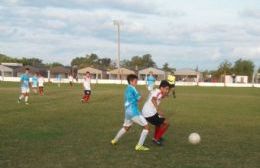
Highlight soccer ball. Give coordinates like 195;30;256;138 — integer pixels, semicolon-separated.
188;133;201;144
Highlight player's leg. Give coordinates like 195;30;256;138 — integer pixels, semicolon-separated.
111;119;132;145
146;114;168;145
84;90;91;102
155;120;169;142
132;116;150;151
24;90;29;105
172;85;176;98
18;88;26;103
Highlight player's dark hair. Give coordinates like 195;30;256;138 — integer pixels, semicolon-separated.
127;74;138;84
159;80;170;88
86;71;90;74
25;68;30;71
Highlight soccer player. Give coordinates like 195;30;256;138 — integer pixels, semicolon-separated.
142;80;170;146
68;73;73;87
146;71;156;92
81;71;91;103
38;74;45;96
111;74;150;151
31;73;38;94
18;68;30;105
167;72;176;98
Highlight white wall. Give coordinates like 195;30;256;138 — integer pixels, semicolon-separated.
1;76;260;88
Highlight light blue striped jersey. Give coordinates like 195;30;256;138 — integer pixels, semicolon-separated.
146;75;156;86
31;76;38;87
20;74;30;88
124;85;141;119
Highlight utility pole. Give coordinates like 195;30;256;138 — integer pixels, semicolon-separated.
113;20;122;80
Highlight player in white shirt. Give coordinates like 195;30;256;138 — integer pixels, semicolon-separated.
68;74;73;87
142;80;170;146
81;71;91;103
38;74;45;96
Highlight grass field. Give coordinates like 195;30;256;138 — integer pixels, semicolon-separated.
0;82;259;168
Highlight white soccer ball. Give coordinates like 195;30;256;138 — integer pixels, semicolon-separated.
188;133;201;144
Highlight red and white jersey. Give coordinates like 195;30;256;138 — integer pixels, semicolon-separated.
142;89;163;118
83;76;91;90
38;77;45;87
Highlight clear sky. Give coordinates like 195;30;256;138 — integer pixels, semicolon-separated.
0;0;260;70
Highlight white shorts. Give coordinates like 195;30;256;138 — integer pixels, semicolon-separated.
147;85;154;91
123;115;148;127
21;87;30;94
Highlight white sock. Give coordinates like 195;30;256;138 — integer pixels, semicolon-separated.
114;128;127;142
25;96;28;102
19;95;24;100
137;129;149;146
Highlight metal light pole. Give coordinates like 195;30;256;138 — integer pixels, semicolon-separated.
113;20;121;80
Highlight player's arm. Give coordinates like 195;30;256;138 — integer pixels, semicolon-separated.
151;97;164;116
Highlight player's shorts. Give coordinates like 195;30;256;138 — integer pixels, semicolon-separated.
169;84;175;88
84;90;91;95
145;113;165;126
21;87;30;94
123;115;148;127
32;85;37;88
147;85;154;91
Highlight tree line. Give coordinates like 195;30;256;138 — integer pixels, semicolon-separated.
1;53;259;81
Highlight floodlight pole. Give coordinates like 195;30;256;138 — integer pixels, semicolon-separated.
113;20;121;80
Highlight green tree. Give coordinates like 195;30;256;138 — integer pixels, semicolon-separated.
162;63;175;72
217;60;233;76
258;67;260;73
71;53;112;69
121;54;156;70
45;62;64;68
233;59;255;81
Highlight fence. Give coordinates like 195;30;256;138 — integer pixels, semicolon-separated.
0;76;260;88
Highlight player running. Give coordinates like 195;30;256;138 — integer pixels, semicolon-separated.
30;73;38;94
146;71;156;92
111;74;150;151
18;68;30;105
142;80;170;146
81;71;91;103
167;72;176;98
38;74;45;96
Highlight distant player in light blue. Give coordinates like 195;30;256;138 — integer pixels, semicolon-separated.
146;71;156;92
30;73;38;94
18;68;30;105
57;74;61;87
111;74;150;151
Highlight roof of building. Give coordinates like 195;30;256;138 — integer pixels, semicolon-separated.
108;68;135;75
174;69;200;76
50;66;71;73
139;67;165;75
0;65;13;72
78;67;103;74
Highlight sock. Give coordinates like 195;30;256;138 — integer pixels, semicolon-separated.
137;129;149;146
19;95;24;100
154;126;160;139
25;96;28;102
85;95;90;102
114;128;127;142
155;124;169;140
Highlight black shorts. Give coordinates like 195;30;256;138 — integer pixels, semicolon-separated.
170;84;175;88
84;90;91;95
145;113;165;126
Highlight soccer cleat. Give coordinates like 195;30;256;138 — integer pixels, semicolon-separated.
111;139;117;145
135;145;150;151
152;138;163;146
25;102;29;105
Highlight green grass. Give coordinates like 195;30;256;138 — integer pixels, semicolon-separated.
0;82;259;168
